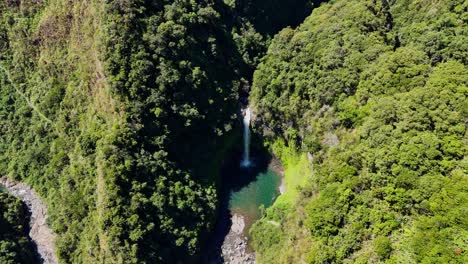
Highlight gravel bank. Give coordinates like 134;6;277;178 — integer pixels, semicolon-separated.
221;213;255;264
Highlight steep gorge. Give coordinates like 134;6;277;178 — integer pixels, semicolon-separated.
1;0;466;263
0;0;316;263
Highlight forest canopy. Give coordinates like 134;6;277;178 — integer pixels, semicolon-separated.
0;0;313;263
0;192;37;264
250;0;467;263
0;0;466;263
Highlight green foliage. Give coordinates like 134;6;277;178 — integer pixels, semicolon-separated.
0;0;315;263
306;183;353;237
2;0;465;262
374;236;392;260
0;192;37;264
250;0;468;263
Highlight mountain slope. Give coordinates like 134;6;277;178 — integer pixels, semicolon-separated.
250;0;467;263
0;0;314;262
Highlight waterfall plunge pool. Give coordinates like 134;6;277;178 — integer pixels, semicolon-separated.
229;168;281;231
202;108;284;263
231;107;282;235
201;150;284;263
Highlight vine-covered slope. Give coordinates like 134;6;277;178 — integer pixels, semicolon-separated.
250;0;467;263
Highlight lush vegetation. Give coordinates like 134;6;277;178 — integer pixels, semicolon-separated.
0;192;37;264
250;0;467;263
1;0;466;263
0;0;312;263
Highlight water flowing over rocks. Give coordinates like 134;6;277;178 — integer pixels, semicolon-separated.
0;177;58;264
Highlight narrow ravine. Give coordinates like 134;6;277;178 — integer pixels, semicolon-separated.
0;177;58;264
203;108;285;263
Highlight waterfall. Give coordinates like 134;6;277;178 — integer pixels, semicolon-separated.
241;108;251;168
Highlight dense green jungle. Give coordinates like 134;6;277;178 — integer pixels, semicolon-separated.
0;191;38;263
0;0;466;263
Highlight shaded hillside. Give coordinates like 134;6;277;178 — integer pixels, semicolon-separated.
0;192;38;264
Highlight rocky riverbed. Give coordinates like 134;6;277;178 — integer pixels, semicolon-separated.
221;213;255;264
0;177;58;264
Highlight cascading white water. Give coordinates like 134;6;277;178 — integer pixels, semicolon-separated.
241;108;251;168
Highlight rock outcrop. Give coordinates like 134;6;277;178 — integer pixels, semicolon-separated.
0;177;57;264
